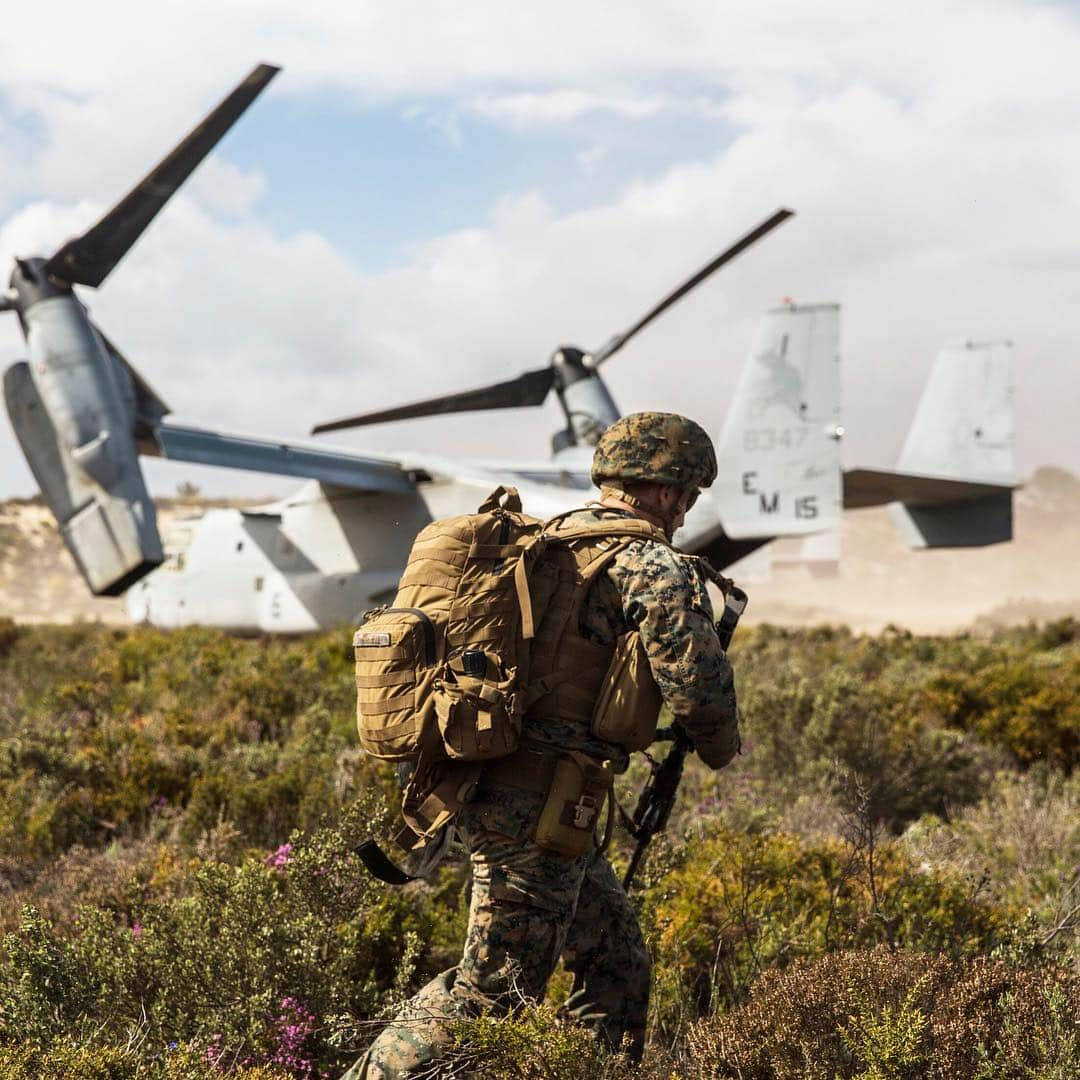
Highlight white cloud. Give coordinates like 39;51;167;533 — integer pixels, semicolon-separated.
467;90;724;129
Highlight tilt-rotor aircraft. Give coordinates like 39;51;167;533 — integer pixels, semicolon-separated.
2;65;1017;633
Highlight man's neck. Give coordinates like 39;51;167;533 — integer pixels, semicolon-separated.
598;495;670;536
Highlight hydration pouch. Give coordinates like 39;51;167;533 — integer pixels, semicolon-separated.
535;753;613;858
590;632;662;753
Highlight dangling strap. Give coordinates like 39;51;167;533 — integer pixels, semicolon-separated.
597;771;616;854
514;535;547;639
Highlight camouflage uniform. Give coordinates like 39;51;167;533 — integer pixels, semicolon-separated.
345;500;739;1079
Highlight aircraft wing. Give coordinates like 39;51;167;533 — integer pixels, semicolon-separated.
842;468;1013;509
151;423;416;495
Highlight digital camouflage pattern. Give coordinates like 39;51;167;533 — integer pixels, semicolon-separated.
345;793;650;1078
524;507;740;772
343;503;739;1078
590;411;718;491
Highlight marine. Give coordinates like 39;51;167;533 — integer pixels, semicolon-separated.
344;412;741;1078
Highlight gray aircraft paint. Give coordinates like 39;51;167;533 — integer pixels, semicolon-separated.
125;305;1020;632
127;475;589;633
888;340;1015;548
6;291;162;593
897;340;1014;485
1;64;1019;630
1;65;279;596
712;302;843;540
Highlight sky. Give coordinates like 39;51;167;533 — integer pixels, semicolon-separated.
0;0;1078;499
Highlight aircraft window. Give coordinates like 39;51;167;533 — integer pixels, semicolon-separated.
236;541;244;553
176;553;185;571
255;576;264;592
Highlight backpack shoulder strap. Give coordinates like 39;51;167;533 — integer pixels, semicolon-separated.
545;515;672;548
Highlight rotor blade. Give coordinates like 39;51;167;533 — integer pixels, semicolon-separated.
311;367;556;435
44;63;280;288
589;207;795;368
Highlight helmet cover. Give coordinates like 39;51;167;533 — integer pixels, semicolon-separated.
591;411;717;490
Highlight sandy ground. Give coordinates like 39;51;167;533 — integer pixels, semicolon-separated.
1;468;1077;634
733;467;1080;632
0;499;247;627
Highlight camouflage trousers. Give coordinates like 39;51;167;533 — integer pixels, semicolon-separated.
342;786;651;1078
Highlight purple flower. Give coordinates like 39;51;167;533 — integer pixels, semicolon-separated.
266;842;293;872
131;919;142;940
270;996;318;1076
206;1033;225;1068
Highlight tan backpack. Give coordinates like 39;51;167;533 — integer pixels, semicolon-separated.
354;486;543;770
353;489;669;878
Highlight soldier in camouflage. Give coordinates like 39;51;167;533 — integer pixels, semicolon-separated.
345;412;740;1078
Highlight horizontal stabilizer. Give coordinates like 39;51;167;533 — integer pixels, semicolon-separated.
842;468;1012;509
890;491;1013;548
151;423;416;495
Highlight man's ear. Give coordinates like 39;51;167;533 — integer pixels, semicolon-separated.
656;484;680;512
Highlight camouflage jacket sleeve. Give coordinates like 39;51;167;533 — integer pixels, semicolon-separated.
605;540;741;769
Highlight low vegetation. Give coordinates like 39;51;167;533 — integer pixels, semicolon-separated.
0;617;1076;1077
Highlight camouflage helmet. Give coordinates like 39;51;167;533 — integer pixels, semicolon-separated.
591;411;717;490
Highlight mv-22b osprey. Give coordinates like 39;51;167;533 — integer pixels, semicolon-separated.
2;65;1017;633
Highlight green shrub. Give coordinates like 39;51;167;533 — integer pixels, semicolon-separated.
0;795;466;1075
639;827;1021;1038
449;1003;631;1079
0;621;1076;1074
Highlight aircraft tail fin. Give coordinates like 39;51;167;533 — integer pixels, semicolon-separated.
711;302;843;540
893;339;1014;547
897;339;1014;484
843;340;1015;549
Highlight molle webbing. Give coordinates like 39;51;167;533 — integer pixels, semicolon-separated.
524;515;670;727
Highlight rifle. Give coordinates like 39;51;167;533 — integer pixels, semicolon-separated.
621;583;748;891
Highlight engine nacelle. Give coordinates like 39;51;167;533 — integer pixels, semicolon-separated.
4;283;163;596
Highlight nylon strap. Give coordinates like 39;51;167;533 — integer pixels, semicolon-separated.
355;839;415;886
514;535;545;640
477;485;523;514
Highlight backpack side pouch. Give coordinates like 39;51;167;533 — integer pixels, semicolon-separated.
355;607;439;760
590;631;662;753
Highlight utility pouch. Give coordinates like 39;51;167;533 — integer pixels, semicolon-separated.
354;607;439;761
590;632;662;753
433;656;522;761
535;753;613;858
